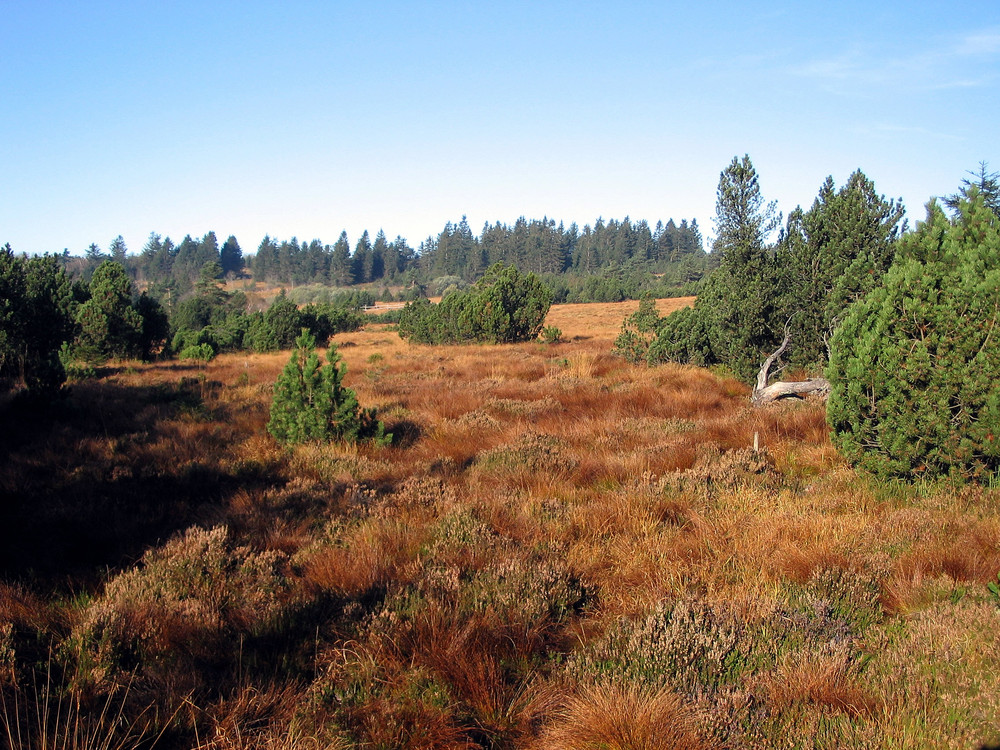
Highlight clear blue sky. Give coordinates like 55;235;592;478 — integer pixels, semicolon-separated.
2;1;998;256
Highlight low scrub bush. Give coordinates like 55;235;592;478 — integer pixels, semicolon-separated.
398;263;552;344
69;525;288;689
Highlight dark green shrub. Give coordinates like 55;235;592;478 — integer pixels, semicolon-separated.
0;249;76;394
645;305;712;368
179;342;215;365
398;263;552;344
267;330;389;446
613;295;660;363
540;325;562;343
74;261;144;363
827;191;1000;481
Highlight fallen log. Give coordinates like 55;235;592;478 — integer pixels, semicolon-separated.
752;377;830;404
751;331;830;405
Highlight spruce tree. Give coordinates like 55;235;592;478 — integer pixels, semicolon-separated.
642;155;781;382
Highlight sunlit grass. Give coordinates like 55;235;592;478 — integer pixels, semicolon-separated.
2;299;999;748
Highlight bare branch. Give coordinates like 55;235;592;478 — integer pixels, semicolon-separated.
752;324;830;405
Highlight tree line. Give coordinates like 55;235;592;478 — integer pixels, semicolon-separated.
0;252;366;398
58;214;708;300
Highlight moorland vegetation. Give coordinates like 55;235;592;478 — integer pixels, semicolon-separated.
1;158;999;748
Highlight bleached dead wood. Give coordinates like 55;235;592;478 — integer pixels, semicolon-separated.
751;332;830;405
752;377;830;404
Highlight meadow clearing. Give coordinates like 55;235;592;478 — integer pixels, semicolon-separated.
2;298;999;749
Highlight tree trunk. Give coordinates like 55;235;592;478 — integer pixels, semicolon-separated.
751;332;830;405
752;377;831;404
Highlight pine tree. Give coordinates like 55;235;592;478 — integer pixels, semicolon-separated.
267;330;388;446
778;170;905;368
0;246;75;393
75;260;144;362
827;189;1000;481
696;155;782;381
641;155;782;382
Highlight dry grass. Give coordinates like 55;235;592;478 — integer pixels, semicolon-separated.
533;681;705;750
2;299;1000;749
762;647;881;718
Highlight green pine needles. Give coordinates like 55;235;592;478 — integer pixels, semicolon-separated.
827;189;1000;481
267;330;390;447
398;263;553;344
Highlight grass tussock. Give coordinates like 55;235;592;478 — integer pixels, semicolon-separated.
534;680;705;750
2;300;999;748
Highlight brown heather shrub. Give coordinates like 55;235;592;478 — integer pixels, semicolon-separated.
453;410;503;432
382;475;460;514
533;680;705;750
483;396;562;418
302;651;474;750
566;598;748;697
475;432;578;485
70;526;289;689
288;441;395;486
875;598;1000;747
657;446;780;497
427;508;510;570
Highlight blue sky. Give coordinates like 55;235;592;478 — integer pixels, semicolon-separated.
2;1;998;256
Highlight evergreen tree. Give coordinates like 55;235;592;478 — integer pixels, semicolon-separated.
220;235;244;277
0;244;28;388
698;155;783;381
136;292;169;361
398;263;552;344
252;235;279;282
85;243;105;263
778;170;905;368
75;261;144;362
267;330;388;446
353;231;373;284
612;294;661;363
109;235;128;265
0;247;75;393
827;190;1000;481
944;161;1000;217
330;231;353;286
642;155;782;381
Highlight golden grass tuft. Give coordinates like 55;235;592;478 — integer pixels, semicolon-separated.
533;681;705;750
301;518;425;597
762;648;881;719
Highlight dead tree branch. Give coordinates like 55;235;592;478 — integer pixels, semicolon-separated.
752;331;830;405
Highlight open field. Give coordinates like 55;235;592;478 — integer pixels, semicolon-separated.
2;299;999;749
